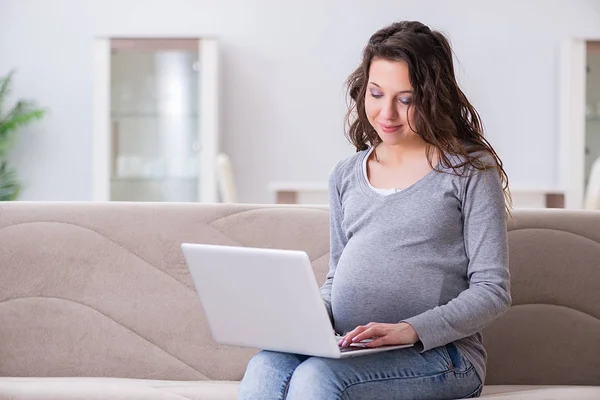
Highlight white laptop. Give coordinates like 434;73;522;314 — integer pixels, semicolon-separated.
181;243;413;358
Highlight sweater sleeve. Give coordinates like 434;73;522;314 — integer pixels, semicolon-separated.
402;165;512;351
320;163;348;323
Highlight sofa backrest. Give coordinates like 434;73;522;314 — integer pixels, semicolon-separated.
483;209;600;385
0;203;598;385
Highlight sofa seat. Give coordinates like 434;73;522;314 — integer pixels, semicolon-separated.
0;378;239;400
1;378;599;400
479;385;600;399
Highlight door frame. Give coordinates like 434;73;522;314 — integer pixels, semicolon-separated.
92;35;219;202
558;38;600;209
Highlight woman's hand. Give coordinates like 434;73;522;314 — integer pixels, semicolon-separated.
339;322;419;348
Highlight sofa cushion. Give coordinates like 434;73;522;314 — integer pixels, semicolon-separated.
1;379;599;400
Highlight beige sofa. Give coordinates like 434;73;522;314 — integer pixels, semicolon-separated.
0;202;599;399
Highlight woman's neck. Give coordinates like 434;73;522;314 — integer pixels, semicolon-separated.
374;136;429;166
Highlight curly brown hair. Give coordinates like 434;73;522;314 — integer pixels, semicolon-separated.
345;21;512;213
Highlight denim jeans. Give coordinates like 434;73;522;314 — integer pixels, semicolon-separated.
238;343;482;400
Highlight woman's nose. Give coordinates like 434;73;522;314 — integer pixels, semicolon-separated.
380;100;398;120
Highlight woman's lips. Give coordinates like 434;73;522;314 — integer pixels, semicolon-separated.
379;123;402;133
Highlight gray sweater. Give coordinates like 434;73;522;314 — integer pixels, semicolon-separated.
320;148;511;382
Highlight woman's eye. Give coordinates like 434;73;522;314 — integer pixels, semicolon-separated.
369;90;383;99
399;97;412;105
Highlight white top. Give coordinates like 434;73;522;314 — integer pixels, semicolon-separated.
363;146;401;196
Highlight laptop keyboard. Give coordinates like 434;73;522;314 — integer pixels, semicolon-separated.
339;346;369;353
338;343;371;352
336;336;372;353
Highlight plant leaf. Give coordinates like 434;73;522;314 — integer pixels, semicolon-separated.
0;71;45;199
0;70;15;116
0;160;21;201
0;100;46;135
0;100;45;157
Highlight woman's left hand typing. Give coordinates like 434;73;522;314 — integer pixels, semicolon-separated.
339;322;419;348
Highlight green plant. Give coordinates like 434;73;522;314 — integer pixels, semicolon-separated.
0;70;45;201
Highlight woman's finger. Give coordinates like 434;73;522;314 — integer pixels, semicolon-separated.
365;336;390;348
351;326;383;343
340;325;369;346
347;325;369;338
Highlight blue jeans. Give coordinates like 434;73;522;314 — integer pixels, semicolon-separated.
238;343;482;400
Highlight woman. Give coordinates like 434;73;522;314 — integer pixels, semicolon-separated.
238;20;511;400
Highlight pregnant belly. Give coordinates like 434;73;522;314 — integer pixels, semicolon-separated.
330;261;432;334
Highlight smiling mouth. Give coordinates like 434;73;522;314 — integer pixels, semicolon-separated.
379;123;402;133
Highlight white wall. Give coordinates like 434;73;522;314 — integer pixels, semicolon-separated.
2;0;600;203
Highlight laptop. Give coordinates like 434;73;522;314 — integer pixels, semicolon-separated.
181;243;413;358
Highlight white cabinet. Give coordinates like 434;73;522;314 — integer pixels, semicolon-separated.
93;38;219;202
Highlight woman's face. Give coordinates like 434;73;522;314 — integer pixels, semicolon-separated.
365;58;417;145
